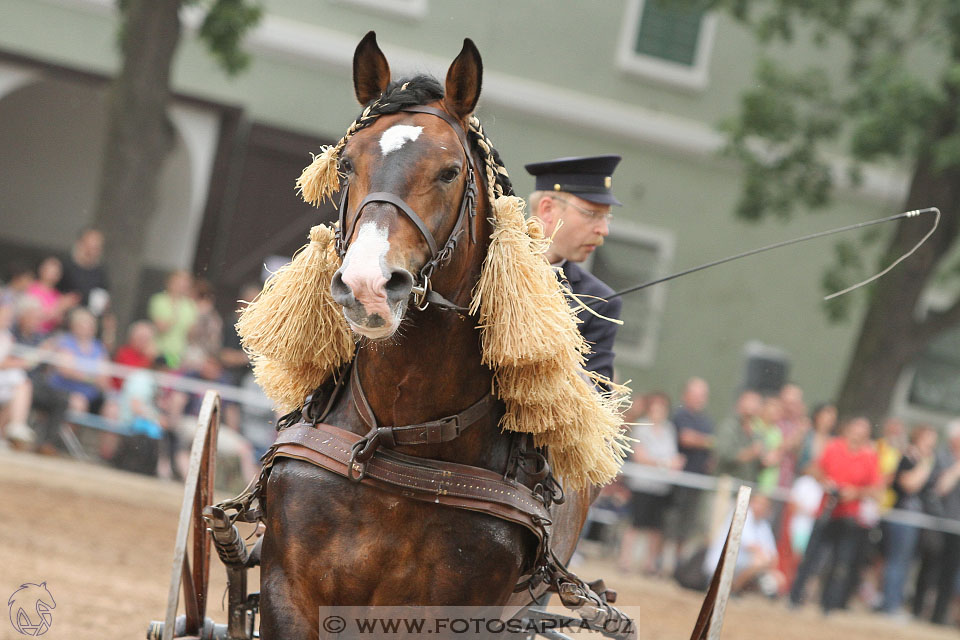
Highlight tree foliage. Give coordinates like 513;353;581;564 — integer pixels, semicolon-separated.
194;0;262;74
711;0;960;318
688;0;960;419
117;0;262;74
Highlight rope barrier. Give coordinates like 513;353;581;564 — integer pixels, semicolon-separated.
615;462;960;536
14;344;959;535
9;343;274;410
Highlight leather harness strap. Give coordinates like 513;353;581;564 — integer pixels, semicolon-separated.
267;423;551;546
350;361;495;446
348;362;498;475
348;191;438;257
222;419;631;633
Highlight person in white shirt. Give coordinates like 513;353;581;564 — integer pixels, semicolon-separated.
704;493;784;597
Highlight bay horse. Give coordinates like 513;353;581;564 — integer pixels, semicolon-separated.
258;33;603;639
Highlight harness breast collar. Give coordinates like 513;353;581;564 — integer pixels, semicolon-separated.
335;105;478;313
346;360;498;481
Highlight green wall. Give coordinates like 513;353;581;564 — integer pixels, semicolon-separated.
0;0;901;419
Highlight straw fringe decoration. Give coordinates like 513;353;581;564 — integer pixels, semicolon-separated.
470;196;587;368
251;356;334;412
236;224;354;408
493;362;573;406
469;180;631;489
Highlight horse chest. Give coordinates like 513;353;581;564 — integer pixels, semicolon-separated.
263;458;531;606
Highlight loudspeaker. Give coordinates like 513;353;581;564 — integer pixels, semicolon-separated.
743;341;790;396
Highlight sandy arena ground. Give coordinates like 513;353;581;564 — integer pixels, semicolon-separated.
0;448;956;640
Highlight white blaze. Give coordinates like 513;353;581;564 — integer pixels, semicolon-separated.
379;125;423;156
341;221;390;277
340;221;397;338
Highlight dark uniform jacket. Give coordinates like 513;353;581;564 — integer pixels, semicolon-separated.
560;261;622;381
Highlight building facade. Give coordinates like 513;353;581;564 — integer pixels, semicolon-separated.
2;0;938;421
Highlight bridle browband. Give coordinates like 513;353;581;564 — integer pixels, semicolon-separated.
335;104;478;313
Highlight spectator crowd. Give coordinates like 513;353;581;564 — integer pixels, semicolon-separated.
0;228;264;489
604;377;960;627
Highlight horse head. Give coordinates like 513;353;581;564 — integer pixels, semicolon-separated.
330;32;486;340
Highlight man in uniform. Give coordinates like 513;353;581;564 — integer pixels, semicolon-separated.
525;155;623;380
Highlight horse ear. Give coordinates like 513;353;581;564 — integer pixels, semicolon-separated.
443;38;483;120
353;31;391;105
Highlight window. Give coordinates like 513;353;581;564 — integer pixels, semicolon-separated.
906;328;960;415
634;0;704;65
616;0;718;91
887;289;960;421
332;0;428;20
588;222;674;367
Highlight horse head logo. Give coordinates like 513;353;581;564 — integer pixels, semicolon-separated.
7;582;55;636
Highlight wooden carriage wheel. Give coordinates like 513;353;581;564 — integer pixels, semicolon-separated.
158;391;221;640
689;485;752;640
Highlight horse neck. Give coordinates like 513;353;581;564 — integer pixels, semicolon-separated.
355;303;488;425
353;300;507;468
353;191;506;468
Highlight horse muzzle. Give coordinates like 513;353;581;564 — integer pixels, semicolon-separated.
331;265;414;339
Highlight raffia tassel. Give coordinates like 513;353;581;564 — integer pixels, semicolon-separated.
531;397;625;453
498;357;629;417
549;436;631;490
494;359;586;406
500;398;586;435
505;371;630;488
526;215;546;239
236;224;354;372
505;373;626;444
296;146;341;207
251;356;332;412
470;195;586;367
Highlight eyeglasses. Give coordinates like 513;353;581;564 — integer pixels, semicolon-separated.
549;196;613;223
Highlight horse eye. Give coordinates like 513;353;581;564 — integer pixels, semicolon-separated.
339;158;354;174
438;167;460;183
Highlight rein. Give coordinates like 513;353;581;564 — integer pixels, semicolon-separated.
335;104;478;313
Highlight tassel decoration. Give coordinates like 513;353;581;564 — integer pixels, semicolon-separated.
236;224;354;401
470;195;587;368
296;147;342;207
251;356;333;412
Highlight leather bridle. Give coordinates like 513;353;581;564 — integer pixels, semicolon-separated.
335;105;478;313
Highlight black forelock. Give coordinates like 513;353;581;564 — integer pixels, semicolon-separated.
365;75;444;114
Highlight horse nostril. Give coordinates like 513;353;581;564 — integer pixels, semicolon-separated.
330;269;353;303
384;269;414;301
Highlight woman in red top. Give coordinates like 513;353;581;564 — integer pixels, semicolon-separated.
788;416;884;612
111;321;157;390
